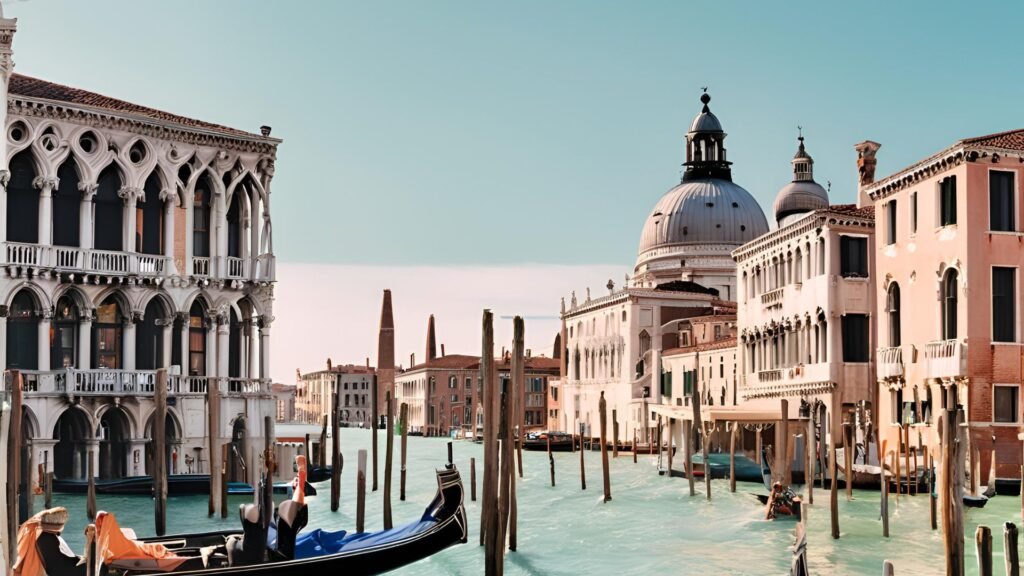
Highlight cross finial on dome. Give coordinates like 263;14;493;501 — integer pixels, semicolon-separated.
797;125;803;141
699;88;711;112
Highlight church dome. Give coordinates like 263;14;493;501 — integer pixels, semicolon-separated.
635;92;769;273
773;133;829;226
636;179;769;263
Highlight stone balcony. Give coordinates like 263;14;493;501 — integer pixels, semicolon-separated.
877;346;905;380
743;362;837;400
15;369;270;398
3;241;275;282
923;339;967;380
760;287;785;308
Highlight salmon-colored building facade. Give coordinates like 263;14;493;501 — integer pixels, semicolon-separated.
868;130;1024;481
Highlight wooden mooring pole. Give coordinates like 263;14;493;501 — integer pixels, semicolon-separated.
548;435;555;487
830;438;839;539
976;525;993;576
612;409;619;459
153;368;168;536
481;310;499;572
929;448;938;531
331;392;342;512
599;391;611;503
844;422;853;501
633;433;638;464
207;368;220;517
86;452;97;521
702;424;711;500
579;422;587;491
509;316;524;552
356;449;367;533
6;370;22;559
319;415;328;470
220;443;228;519
729;423;737;493
806;416;814;504
881;442;889;538
470;457;477;501
383;391;394;530
780;399;790;486
372;374;379;493
400;402;408;501
1005;522;1020;576
666;418;674;477
883;560;895;576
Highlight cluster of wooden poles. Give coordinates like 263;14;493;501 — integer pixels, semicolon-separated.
0;364;422;571
476;311;613;576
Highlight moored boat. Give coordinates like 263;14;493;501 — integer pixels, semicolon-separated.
51;475;317;497
522;431;576;452
23;459;467;576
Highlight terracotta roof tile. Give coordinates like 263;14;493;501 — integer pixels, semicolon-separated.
9;73;267;139
827;204;875;218
961;129;1024;151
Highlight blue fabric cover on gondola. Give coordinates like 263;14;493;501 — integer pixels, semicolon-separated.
294;520;436;559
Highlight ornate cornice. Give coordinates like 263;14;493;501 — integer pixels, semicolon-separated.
8;95;281;155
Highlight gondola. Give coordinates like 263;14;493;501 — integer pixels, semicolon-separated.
755;448;801;521
522;431;575;452
51;475;317;497
23;459;467;576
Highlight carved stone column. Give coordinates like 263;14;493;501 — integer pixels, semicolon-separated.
34;176;58;247
78;182;97;252
37;306;51;371
119;186;142;256
160;188;178;275
123;311;140;371
78;310;93;369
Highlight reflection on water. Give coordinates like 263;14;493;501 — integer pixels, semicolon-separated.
45;429;1020;575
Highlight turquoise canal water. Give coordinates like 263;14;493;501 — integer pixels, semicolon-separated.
45;428;1020;575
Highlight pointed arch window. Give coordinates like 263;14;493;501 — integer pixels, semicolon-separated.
93;296;123;369
6;290;38;369
52;295;79;369
942;269;959;340
193;175;212;258
189;301;207;376
6;151;38;243
227;189;242;258
136;172;164;255
886;283;901;347
54;160;81;247
94;167;123;252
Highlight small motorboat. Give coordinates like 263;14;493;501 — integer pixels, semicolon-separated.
23;457;467;576
522;431;576;452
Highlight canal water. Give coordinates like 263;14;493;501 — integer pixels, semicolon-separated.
46;428;1020;575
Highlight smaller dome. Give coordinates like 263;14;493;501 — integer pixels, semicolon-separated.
773;181;829;224
689;92;723;133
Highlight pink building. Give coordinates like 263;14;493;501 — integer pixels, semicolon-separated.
867;130;1024;481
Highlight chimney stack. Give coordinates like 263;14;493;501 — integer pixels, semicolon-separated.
441;343;446;357
260;125;272;136
327;357;332;371
366;357;370;369
854;140;882;207
410;353;415;367
426;314;437;361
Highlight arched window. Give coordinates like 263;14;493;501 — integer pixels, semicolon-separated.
93;295;124;369
817;238;826;275
136;172;164;255
887;283;901;347
188;301;207;376
193;174;212;258
227;189;242;258
7;151;38;243
639;330;651;356
136;298;166;370
6;290;38;369
794;249;803;284
228;307;241;379
54;160;81;247
573;348;581;380
52;294;79;369
94;166;123;251
942;269;959;340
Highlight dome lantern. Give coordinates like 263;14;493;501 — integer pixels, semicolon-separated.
772;130;829;226
683;90;732;182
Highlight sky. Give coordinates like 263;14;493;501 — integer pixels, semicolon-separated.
5;1;1024;382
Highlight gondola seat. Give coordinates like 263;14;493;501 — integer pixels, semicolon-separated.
226;504;264;566
269;500;308;561
294;519;438;559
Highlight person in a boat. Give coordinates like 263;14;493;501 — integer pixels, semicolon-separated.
766;482;795;520
13;507;85;576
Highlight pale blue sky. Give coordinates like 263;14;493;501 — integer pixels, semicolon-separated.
7;1;1024;266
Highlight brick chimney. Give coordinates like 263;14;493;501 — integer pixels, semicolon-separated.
441;343;446;357
410;353;415;367
426;314;437;361
854;140;882;208
326;357;332;371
